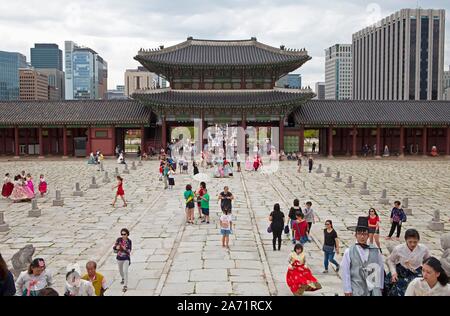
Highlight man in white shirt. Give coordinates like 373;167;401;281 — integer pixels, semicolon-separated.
340;217;384;296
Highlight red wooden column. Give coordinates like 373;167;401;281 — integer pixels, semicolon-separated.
140;125;145;154
399;126;405;157
279;116;285;152
111;126;116;155
24;129;29;155
375;126;381;158
0;129;4;155
38;127;44;158
161;116;167;152
86;127;92;156
200;110;206;151
14;127;19;158
62;126;68;158
352;125;357;158
299;125;304;155
328;125;334;158
241;113;247;155
422;126;427;157
446;126;450;157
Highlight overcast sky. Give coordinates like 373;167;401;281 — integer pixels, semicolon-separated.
1;0;448;90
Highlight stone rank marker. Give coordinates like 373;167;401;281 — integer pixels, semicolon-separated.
334;171;342;182
0;211;10;232
316;164;324;174
324;167;332;177
131;161;137;170
89;176;99;189
428;210;445;231
52;190;64;206
345;176;354;188
73;182;84;197
378;189;389;205
114;167;119;177
123;164;130;174
360;182;370;195
28;199;41;217
103;171;111;183
403;198;412;215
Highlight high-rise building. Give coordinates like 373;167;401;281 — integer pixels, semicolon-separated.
275;73;302;88
35;68;65;100
314;82;325;99
0;51;27;101
325;44;352;100
19;68;49;101
352;8;445;100
31;43;65;100
106;85;128;100
30;44;63;71
65;41;108;100
443;66;450;100
124;67;158;97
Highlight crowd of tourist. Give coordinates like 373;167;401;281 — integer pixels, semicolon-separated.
2;170;47;203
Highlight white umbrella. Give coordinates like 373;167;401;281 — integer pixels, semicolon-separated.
193;173;210;183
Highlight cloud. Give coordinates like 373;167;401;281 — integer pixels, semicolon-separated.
0;0;448;89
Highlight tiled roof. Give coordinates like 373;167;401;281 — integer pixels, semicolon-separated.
134;90;312;107
293;100;450;126
0;100;150;126
135;38;310;67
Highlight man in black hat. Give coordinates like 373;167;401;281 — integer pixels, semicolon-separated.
340;216;384;296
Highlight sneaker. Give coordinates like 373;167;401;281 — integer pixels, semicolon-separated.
335;266;340;273
122;286;127;292
206;221;210;224
120;279;124;285
323;270;329;273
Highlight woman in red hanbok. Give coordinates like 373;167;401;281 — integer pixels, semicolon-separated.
286;244;322;295
253;155;260;171
2;173;14;198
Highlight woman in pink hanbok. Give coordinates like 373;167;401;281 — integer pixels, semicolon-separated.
245;156;253;171
26;174;35;195
10;175;34;202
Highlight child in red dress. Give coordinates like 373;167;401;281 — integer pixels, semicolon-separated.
38;174;47;197
112;176;127;207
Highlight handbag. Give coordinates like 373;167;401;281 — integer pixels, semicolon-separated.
284;225;290;234
267;224;272;233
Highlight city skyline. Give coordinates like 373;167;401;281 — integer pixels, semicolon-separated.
0;0;449;89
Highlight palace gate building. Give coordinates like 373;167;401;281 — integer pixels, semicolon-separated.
1;37;450;158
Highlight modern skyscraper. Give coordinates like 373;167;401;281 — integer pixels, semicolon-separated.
65;41;108;100
106;85;128;100
124;67;158;97
325;44;352;100
275;73;302;88
352;8;445;100
30;44;63;71
31;43;65;100
19;68;49;101
35;68;65;100
0;51;27;101
314;82;325;100
443;66;450;100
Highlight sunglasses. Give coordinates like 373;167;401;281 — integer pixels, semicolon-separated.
121;233;127;236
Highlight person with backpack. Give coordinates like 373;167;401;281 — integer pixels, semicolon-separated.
288;199;302;244
220;208;233;249
293;213;309;245
387;201;407;241
269;203;285;251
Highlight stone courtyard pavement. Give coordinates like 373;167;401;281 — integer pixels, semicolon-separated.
1;157;449;296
